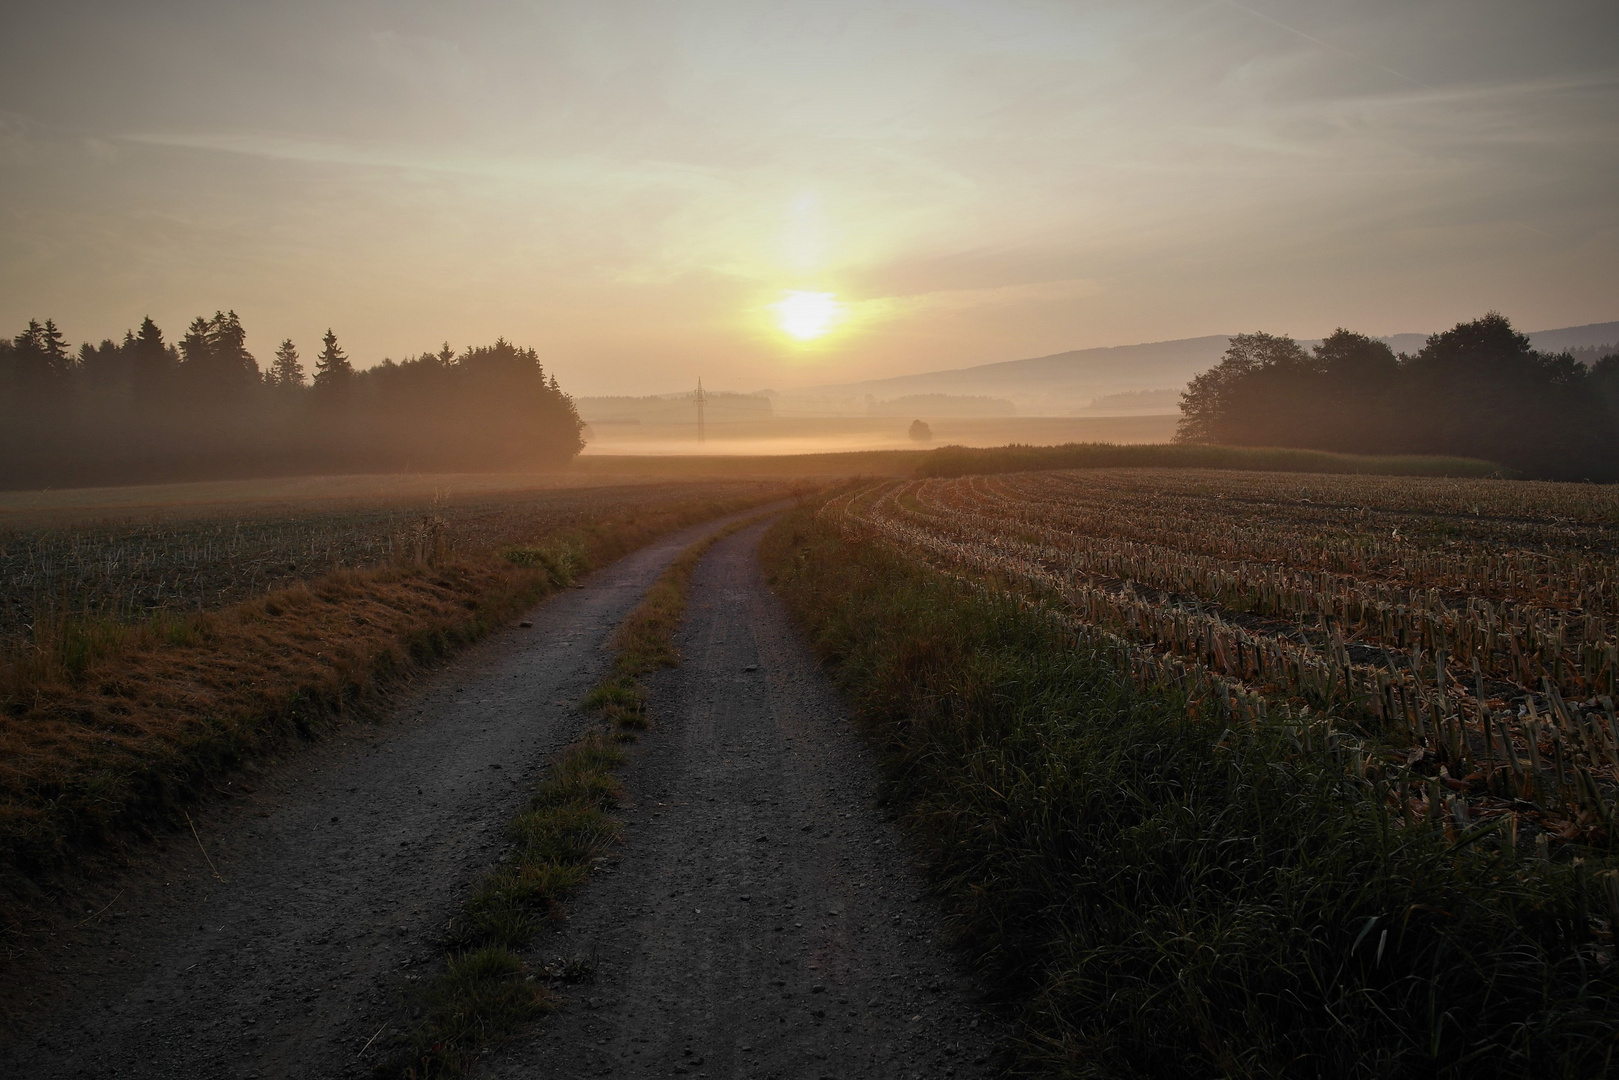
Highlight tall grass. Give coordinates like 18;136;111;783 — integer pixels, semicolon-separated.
763;505;1619;1078
916;442;1510;479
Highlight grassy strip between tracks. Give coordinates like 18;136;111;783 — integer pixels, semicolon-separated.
387;509;779;1079
761;499;1619;1080
0;491;789;937
916;441;1508;479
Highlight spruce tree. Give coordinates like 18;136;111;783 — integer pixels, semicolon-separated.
128;316;176;403
271;339;306;388
206;310;258;380
39;319;70;372
313;328;353;387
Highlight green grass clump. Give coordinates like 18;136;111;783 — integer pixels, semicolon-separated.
398;949;553;1079
386;513;780;1078
499;540;585;586
583;678;648;730
916;441;1510;479
763;505;1619;1079
390;734;625;1078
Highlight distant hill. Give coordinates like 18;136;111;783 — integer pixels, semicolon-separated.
1526;321;1619;355
788;320;1618;417
865;393;1015;418
791;335;1232;416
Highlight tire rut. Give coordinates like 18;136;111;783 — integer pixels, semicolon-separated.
480;519;1005;1080
1;507;775;1080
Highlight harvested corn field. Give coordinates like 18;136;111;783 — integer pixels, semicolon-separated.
0;480;786;642
828;469;1619;849
0;480;789;906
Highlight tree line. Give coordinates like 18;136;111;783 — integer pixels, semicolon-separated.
1176;312;1619;480
0;312;584;488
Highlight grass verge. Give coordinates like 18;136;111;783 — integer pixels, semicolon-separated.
762;501;1619;1079
0;491;787;939
385;508;780;1077
916;441;1509;479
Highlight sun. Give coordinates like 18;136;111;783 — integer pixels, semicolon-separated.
772;290;841;340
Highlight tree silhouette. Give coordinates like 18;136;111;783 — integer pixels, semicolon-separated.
39;319;70;370
129;316;177;403
0;312;587;487
313;328;353;388
179;311;259;397
270;339;306;388
1176;313;1619;480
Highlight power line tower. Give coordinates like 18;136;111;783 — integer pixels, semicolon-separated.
693;377;707;443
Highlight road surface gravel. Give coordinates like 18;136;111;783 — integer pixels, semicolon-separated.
3;510;1005;1079
479;519;1004;1080
1;509;771;1080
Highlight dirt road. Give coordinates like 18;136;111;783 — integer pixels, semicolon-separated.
0;509;770;1079
480;520;1003;1080
3;512;1001;1079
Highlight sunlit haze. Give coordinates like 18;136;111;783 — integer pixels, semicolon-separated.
1;1;1615;395
773;292;842;342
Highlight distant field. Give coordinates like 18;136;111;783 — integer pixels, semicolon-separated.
0;456;921;522
917;441;1508;478
578;413;1179;454
0;479;784;643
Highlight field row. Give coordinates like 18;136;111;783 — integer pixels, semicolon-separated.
825;469;1619;847
0;481;780;642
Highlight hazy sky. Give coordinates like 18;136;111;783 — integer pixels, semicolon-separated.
2;1;1615;394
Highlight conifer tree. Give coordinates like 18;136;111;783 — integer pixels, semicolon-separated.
39;319;70;371
270;339;306;388
206;310;257;380
128;316;176;402
180;316;212;366
313;328;353;387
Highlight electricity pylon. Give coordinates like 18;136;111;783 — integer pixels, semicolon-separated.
694;378;707;443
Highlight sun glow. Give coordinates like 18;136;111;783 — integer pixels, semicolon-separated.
772;290;841;340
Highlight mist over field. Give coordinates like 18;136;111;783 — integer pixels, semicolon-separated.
2;0;1616;416
9;7;1619;1078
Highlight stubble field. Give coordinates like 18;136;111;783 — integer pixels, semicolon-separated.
769;465;1619;1076
831;468;1619;848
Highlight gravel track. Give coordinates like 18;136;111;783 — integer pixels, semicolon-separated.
1;508;771;1079
3;510;1003;1079
480;520;1004;1080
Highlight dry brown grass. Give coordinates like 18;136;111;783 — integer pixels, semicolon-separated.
0;490;789;924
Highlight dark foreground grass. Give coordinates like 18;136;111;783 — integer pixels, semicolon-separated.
385;734;624;1078
916;441;1508;479
762;504;1619;1079
386;507;782;1078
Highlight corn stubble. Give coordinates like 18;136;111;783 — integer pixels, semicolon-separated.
841;469;1619;851
766;472;1619;1079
